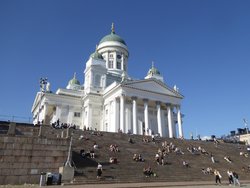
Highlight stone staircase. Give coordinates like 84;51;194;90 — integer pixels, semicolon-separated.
69;129;250;184
1;121;250;185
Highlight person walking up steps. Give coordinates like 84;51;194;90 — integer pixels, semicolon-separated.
233;171;241;186
96;163;103;179
227;169;234;186
214;169;222;185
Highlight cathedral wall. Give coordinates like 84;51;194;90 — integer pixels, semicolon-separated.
91;105;102;130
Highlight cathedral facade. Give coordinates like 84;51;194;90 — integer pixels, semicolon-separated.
31;24;184;138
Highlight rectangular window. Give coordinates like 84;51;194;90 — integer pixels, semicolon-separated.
108;61;113;68
74;112;81;117
117;62;121;69
109;54;113;58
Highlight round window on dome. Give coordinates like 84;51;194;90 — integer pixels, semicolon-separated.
117;54;121;59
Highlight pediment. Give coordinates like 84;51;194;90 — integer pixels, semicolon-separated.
122;79;183;98
31;92;41;112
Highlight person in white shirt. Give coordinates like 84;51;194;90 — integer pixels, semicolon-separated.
97;163;102;179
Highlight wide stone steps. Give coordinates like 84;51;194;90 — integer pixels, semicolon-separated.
66;129;250;184
4;122;249;185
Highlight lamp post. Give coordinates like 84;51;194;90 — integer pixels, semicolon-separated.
37;77;47;125
65;135;73;167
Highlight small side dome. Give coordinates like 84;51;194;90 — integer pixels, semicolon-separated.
90;51;104;60
99;23;127;46
145;62;164;83
147;63;160;76
67;73;81;90
68;73;80;85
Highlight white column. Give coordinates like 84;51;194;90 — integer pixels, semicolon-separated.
132;97;137;134
120;94;125;132
113;98;119;132
143;99;149;135
177;105;183;138
167;104;173;138
171;107;176;138
156;101;163;137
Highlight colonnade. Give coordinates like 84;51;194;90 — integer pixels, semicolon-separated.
112;95;183;138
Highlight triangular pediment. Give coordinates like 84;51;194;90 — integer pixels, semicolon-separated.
31;92;41;112
121;79;183;98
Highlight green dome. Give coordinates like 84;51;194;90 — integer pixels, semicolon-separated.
147;66;160;75
99;23;126;45
99;33;126;45
69;78;80;85
90;51;103;60
68;73;80;85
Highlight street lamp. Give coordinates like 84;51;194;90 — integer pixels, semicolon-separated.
37;77;47;125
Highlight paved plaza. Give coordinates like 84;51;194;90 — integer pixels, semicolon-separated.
0;181;250;188
54;181;249;188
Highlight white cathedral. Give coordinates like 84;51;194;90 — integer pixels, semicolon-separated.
31;24;184;138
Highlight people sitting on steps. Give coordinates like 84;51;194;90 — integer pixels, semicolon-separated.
109;144;119;152
224;155;232;163
240;151;248;158
109;157;118;164
142;136;149;143
133;153;145;162
93;142;99;149
143;166;155;177
174;147;184;155
182;160;189;168
128;137;133;144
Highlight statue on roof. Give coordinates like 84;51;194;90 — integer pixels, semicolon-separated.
46;82;51;92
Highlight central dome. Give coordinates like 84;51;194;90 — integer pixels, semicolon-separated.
99;23;126;45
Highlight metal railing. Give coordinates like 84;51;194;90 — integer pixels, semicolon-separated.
0;114;32;124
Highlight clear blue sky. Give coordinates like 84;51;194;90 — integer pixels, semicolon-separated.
0;0;250;138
